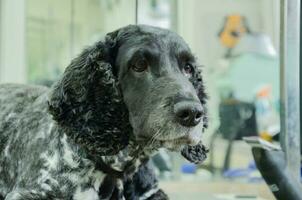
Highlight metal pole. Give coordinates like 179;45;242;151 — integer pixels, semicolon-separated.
135;0;138;25
69;0;75;58
279;0;301;179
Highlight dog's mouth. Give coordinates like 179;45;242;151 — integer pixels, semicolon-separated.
136;132;201;151
157;135;197;144
155;133;202;151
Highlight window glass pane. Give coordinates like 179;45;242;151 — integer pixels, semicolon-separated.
26;0;136;84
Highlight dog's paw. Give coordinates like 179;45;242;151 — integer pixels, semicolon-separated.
181;142;209;164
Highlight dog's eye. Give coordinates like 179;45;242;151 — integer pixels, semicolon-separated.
182;63;194;77
131;59;148;72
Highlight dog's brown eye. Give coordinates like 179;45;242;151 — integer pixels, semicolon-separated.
132;59;148;72
183;63;194;77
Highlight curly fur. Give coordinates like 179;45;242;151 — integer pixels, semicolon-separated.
0;25;208;200
48;40;132;158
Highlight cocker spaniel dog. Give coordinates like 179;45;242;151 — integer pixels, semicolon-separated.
0;25;208;200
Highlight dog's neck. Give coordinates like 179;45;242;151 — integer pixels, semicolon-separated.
99;138;155;174
64;130;152;175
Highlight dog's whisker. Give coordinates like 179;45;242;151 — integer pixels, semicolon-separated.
148;127;165;148
148;130;161;147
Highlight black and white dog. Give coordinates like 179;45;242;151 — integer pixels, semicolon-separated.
0;25;208;200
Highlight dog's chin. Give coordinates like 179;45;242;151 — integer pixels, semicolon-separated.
135;132;202;152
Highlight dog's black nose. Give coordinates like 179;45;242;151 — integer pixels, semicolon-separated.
174;101;203;127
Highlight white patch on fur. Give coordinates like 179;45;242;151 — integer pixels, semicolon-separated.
5;191;21;200
116;179;124;191
111;156;123;171
139;186;159;200
134;159;142;169
62;165;95;185
37;169;59;186
37;169;50;182
5;112;16;121
4;145;9;157
73;187;99;200
36;123;54;140
41;183;52;191
61;135;79;168
101;147;135;172
41;151;59;170
48;151;59;169
92;171;105;192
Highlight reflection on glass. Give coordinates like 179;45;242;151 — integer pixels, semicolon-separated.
26;0;136;84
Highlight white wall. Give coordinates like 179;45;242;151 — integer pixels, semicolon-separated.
0;0;26;83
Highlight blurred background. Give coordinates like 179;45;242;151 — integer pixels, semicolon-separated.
0;0;285;199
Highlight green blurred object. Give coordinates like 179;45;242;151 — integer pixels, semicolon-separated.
226;53;279;102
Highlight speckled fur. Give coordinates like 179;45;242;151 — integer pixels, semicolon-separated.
0;25;208;200
0;84;161;199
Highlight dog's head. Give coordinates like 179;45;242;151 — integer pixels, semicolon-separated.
114;25;208;151
48;25;208;162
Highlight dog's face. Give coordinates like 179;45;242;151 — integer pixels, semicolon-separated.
114;26;207;151
49;25;207;158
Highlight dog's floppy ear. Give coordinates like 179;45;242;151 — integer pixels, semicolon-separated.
48;28;132;157
181;66;209;164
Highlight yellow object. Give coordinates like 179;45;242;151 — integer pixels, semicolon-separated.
260;131;273;142
219;15;248;48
